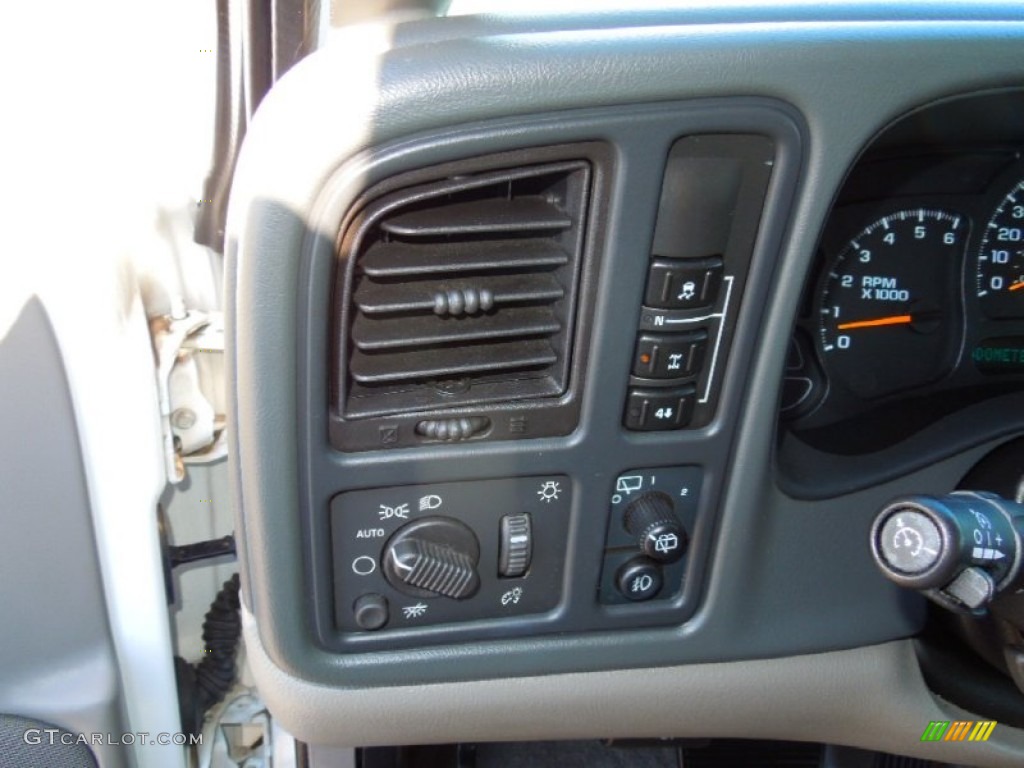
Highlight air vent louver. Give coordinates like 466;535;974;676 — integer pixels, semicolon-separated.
338;159;592;427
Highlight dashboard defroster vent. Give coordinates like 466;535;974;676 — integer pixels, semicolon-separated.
333;149;601;451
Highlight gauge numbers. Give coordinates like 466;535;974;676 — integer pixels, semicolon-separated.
977;179;1024;318
819;209;965;399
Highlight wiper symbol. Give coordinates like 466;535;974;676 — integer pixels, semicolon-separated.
616;475;644;495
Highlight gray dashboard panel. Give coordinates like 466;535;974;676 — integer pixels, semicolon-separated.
243;614;1024;767
226;2;1024;756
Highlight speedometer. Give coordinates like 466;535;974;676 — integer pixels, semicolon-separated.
977;179;1024;318
818;209;965;399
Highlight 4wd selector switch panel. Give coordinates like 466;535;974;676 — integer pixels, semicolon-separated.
331;476;570;637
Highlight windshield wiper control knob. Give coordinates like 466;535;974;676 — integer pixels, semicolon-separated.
870;492;1022;612
624;492;688;563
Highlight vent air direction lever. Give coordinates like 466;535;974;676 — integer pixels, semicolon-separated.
870;492;1022;612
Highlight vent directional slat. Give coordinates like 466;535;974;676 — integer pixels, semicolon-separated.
354;273;565;316
381;198;572;237
352;307;560;351
361;241;569;278
350;339;558;384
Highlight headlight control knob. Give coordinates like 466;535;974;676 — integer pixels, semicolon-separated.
382;516;481;600
623;492;688;563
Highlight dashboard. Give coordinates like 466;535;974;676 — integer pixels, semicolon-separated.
225;4;1024;766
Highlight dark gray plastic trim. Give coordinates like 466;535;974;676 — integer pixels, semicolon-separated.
299;100;800;658
226;0;1024;697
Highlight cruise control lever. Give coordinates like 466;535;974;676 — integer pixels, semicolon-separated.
870;492;1023;613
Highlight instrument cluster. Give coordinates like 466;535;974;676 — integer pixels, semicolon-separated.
784;149;1024;447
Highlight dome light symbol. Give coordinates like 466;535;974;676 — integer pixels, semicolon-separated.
537;481;561;503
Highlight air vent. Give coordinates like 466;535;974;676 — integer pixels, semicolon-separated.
335;155;593;440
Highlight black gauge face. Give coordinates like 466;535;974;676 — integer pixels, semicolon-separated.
818;209;965;399
977;179;1024;318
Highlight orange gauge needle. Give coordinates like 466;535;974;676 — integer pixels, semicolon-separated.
836;314;913;331
1010;281;1024;292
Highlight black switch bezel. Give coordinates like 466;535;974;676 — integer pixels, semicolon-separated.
331;477;570;647
626;134;776;430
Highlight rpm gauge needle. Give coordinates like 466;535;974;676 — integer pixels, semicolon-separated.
837;314;913;330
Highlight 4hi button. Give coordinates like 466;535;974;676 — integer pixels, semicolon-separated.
624;387;695;431
633;331;707;379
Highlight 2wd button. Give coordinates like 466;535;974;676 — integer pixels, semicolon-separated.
623;387;695;431
616;557;663;601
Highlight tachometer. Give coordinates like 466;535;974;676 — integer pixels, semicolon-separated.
977;179;1024;318
818;209;965;399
